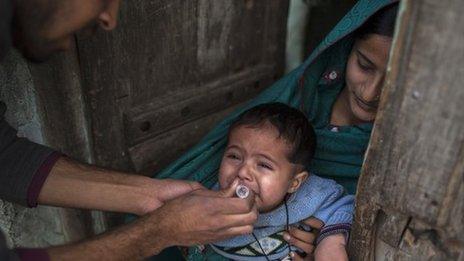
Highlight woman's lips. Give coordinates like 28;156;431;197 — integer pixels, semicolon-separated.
353;92;378;111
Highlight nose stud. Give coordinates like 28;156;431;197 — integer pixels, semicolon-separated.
236;185;250;199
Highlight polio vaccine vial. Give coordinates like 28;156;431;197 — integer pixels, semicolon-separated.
235;185;250;199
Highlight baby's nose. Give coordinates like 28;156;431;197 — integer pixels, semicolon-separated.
237;164;253;181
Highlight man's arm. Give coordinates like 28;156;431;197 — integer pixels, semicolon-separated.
46;183;257;260
0;106;57;206
1;101;199;214
38;157;200;215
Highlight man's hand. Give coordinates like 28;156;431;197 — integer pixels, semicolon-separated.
47;179;258;260
137;179;204;215
148;179;258;248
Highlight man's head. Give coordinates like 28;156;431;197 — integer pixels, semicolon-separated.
218;103;317;212
11;0;120;62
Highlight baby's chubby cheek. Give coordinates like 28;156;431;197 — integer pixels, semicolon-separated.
218;166;235;188
219;176;239;190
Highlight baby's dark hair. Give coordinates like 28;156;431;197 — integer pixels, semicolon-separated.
355;3;399;39
229;102;316;166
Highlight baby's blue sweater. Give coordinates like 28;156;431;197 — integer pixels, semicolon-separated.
212;174;353;253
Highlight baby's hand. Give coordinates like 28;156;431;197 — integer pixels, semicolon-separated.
314;233;348;261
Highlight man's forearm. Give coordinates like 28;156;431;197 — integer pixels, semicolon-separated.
38;157;156;215
47;211;170;260
43;180;258;260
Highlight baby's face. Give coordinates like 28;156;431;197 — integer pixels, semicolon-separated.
219;124;297;212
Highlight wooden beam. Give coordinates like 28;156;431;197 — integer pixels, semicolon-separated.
350;0;464;259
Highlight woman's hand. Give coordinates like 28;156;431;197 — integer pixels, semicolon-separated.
282;217;324;260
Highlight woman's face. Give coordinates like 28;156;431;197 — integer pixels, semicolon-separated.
345;34;392;123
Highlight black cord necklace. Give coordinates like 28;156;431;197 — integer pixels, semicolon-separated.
251;197;292;261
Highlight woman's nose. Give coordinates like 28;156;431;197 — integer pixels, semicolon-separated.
363;74;385;102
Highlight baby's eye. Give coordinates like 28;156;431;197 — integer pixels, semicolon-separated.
258;162;273;171
226;154;240;161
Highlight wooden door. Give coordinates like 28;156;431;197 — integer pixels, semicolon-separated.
349;0;464;259
76;0;289;175
5;0;289;242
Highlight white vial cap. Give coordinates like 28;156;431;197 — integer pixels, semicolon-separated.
235;185;250;199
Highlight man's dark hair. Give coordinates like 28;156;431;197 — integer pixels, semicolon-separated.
229;102;316;166
355;3;399;39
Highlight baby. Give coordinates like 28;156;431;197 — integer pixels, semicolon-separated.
189;102;353;261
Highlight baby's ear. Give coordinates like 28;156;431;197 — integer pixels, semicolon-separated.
287;170;308;193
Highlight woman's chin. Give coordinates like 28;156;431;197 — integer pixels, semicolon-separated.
351;104;376;123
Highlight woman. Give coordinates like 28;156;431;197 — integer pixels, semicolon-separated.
284;2;399;260
154;0;399;260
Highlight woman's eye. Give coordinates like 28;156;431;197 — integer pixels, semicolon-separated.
357;59;373;72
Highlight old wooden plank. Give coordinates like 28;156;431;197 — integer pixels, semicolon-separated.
262;1;288;76
375;210;410;248
124;65;274;145
128;103;244;175
397;219;461;260
380;0;464;223
77;0;200;171
351;0;464;259
226;0;267;73
77;0;289;174
349;1;417;258
437;140;464;244
196;0;233;77
444;177;464;245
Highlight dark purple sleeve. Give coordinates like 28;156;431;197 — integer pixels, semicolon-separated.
27;152;62;207
15;248;50;261
316;223;351;244
0;102;59;206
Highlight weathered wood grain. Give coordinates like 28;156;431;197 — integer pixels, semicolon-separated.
350;0;464;259
129;103;244;175
76;0;289;174
123;65;274;146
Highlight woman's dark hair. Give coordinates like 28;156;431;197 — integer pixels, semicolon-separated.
229;102;316;166
355;3;399;39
